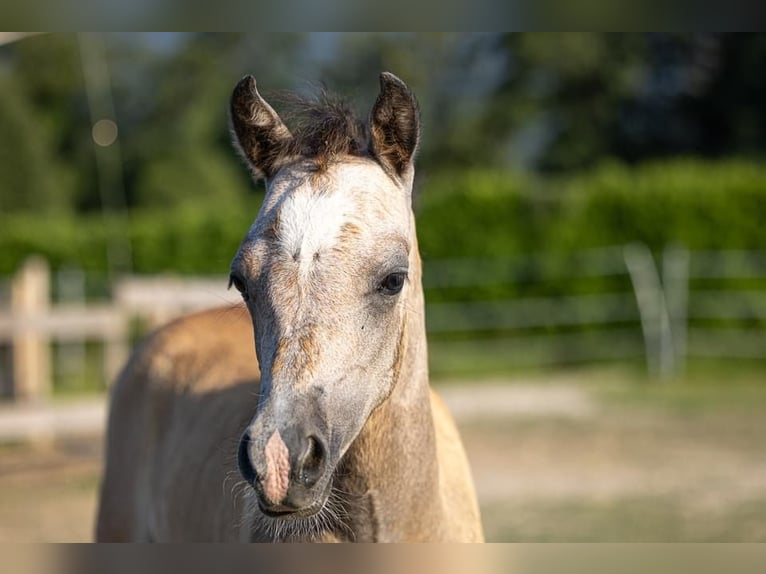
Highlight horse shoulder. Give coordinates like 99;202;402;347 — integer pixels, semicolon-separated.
429;388;485;542
96;306;260;541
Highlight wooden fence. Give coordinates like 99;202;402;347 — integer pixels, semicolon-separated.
0;257;238;403
2;246;765;403
424;245;766;377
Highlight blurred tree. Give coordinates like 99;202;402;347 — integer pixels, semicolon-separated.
313;33;505;173
0;34;88;212
474;33;766;172
111;33;307;208
2;32;766;219
0;33;310;215
0;76;63;212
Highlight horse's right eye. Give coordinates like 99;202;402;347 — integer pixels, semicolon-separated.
379;272;407;296
229;273;249;301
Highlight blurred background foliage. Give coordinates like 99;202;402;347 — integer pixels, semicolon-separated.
1;32;765;275
3;35;766;543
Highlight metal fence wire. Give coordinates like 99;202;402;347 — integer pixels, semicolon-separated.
424;244;766;378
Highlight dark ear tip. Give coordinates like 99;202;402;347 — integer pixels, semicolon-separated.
379;71;408;92
233;75;257;99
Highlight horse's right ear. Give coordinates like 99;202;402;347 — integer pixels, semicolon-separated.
230;76;292;179
369;72;420;180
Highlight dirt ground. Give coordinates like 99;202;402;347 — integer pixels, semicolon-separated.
0;436;101;542
1;376;766;542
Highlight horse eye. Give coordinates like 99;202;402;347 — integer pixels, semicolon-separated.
379;272;407;295
229;273;249;301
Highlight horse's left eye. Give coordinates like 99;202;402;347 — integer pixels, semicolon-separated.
379;272;407;295
229;273;249;301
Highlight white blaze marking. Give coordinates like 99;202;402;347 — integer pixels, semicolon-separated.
277;191;348;274
263;430;290;504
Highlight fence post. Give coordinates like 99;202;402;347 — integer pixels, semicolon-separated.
11;257;52;402
663;246;690;378
624;243;674;380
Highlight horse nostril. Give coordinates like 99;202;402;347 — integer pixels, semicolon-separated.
237;432;257;485
299;435;326;488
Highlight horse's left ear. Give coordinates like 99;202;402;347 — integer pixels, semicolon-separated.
369;72;420;180
230;75;293;179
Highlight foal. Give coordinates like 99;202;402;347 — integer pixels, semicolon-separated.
96;72;483;542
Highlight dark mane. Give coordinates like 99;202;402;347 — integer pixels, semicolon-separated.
275;89;370;171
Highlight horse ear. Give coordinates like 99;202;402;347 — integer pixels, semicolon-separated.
230;75;292;179
369;72;420;179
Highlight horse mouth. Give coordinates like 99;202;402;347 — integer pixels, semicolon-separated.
257;497;326;520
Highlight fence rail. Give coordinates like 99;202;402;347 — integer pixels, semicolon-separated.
0;258;239;402
424;243;766;378
1;245;765;403
426;293;639;332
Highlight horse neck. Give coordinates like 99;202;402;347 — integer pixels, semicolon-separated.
339;241;444;541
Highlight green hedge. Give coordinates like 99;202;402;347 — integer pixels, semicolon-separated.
416;159;766;258
2;159;766;278
0;198;263;276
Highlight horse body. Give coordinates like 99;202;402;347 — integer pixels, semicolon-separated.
96;73;483;542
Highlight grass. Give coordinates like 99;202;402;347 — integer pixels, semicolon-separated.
482;496;766;542
580;363;766;416
0;437;101;542
5;362;765;542
452;364;766;542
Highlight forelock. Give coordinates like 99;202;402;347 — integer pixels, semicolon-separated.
274;88;370;172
